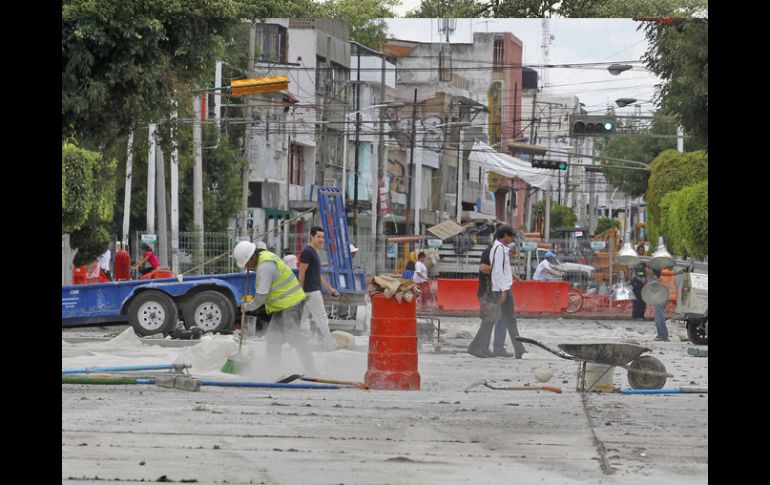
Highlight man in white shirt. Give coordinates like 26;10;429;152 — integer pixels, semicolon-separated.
412;251;430;305
489;225;526;359
533;251;564;281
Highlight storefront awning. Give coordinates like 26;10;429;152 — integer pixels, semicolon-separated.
469;141;555;191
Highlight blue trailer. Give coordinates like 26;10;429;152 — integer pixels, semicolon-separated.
62;269;367;336
62;187;368;336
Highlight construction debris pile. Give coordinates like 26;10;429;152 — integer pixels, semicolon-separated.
369;275;421;303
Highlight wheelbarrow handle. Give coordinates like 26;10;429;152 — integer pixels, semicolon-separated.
516;337;579;361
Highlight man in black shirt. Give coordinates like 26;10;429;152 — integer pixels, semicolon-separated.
467;243;512;357
298;226;340;350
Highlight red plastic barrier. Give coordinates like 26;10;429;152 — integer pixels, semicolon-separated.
436;279;568;314
436;279;480;312
364;294;420;390
512;281;568;314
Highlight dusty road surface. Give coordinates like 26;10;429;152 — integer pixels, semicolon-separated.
62;317;708;484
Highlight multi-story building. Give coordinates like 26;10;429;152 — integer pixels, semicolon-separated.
383;32;529;231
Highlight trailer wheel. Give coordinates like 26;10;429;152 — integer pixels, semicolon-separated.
183;291;235;333
128;291;179;336
627;355;667;389
687;318;708;345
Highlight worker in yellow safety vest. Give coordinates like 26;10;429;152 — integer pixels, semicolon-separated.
233;240;318;376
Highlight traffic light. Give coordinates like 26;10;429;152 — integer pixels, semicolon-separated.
570;115;616;136
531;159;567;170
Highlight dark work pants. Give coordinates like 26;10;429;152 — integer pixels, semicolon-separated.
499;289;526;358
468;294;497;353
468;290;526;358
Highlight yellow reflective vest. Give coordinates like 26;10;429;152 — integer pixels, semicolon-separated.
257;251;305;314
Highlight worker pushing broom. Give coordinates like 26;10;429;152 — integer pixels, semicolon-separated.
223;241;319;376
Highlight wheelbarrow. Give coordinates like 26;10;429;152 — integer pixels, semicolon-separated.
516;337;672;392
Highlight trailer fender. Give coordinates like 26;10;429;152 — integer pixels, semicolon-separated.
118;278;242;316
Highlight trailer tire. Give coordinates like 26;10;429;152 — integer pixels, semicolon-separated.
687;318;708;345
182;291;235;333
128;291;179;337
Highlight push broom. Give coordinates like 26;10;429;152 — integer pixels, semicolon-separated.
221;269;252;374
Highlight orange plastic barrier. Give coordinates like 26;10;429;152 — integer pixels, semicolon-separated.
436;279;480;312
436;279;568;314
512;281;568;314
364;294;420;390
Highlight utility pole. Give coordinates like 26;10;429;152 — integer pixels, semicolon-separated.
147;123;157;234
353;45;362;237
544;194;551;242
170;106;180;273
156;145;168;267
405;88;417;231
456;127;464;223
241;22;256;239
122;130;134;247
192;94;204;272
376;50;387;271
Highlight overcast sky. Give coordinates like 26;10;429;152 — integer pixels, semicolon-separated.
384;17;661;115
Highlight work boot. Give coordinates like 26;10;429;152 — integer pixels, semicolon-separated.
653;336;670;342
492;349;514;358
467;348;494;358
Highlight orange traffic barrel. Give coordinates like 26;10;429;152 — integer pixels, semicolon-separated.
364;293;420;390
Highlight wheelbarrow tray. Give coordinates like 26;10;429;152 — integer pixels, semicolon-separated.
557;343;651;366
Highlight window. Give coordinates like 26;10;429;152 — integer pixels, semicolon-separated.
493;38;504;72
289;143;304;185
255;24;287;63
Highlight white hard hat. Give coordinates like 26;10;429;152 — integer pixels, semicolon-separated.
233;241;256;268
255;241;267;250
349;244;359;253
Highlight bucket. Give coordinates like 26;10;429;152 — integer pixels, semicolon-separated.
584;363;615;391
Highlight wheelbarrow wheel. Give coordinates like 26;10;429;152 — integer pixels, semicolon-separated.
627;355;667;389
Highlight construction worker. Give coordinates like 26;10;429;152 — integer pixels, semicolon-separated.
233;240;318;376
533;251;564;281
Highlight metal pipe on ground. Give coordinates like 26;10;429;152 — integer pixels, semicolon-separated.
62;364;190;375
62;375;339;390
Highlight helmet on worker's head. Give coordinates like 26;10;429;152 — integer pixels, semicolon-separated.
349;244;359;254
233;241;257;268
544;251;556;259
255;241;267;250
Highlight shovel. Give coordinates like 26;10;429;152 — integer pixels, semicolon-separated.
465;379;562;394
278;374;370;389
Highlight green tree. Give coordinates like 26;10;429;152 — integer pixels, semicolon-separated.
659;180;707;258
594;111;704;198
595;217;620;235
467;0;706;17
645;149;707;243
178;132;244;233
642;20;708;148
406;0;488;17
62;142;118;265
534;199;576;239
318;0;398;50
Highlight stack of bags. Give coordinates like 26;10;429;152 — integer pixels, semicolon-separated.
370;275;421;303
